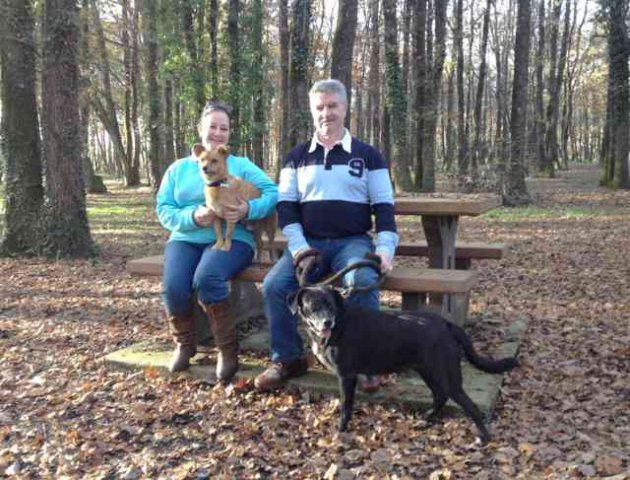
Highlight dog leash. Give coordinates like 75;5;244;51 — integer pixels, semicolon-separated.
301;254;386;297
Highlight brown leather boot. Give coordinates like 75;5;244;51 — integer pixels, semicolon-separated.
199;300;238;382
168;313;197;372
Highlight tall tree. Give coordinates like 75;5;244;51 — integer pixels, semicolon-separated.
278;0;290;173
90;0;137;186
251;0;265;167
601;0;630;188
412;0;428;185
144;0;165;188
228;0;241;146
418;0;448;192
455;0;469;179
330;0;358;125
288;0;311;147
79;0;106;193
471;0;493;183
530;0;545;173
41;0;94;257
208;0;219;98
503;0;532;205
0;0;44;255
366;0;381;148
182;0;205;114
383;0;413;191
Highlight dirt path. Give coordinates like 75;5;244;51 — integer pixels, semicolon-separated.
0;164;628;478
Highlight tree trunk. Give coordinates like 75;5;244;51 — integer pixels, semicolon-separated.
383;0;412;191
530;0;545;174
79;0;106;194
602;0;630;188
278;0;290;175
251;0;265;167
366;0;381;148
208;0;219;98
288;0;311;148
331;0;358;126
413;0;427;187
143;0;164;188
419;0;448;192
0;0;44;255
182;0;205;114
455;0;469;182
90;0;135;185
471;0;492;183
503;0;532;205
541;0;562;177
164;78;176;164
227;0;241;147
41;0;94;257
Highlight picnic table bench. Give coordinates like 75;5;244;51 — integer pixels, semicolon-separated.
128;194;503;331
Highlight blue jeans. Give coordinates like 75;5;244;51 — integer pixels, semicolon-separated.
162;240;254;315
262;234;379;363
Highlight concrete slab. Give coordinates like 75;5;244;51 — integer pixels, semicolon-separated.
104;317;527;416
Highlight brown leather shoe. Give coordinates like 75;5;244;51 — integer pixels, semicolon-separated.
254;357;308;391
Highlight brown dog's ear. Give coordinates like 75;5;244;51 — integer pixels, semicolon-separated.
191;144;206;158
217;145;231;157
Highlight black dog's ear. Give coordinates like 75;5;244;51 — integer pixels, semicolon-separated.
331;288;345;313
287;289;306;316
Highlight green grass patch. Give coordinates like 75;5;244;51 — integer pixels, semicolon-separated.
483;206;609;221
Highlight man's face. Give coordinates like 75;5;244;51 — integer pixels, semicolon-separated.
310;91;347;139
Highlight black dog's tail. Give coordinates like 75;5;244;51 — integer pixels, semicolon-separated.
449;323;518;373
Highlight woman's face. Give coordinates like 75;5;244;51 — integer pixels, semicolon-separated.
200;110;231;150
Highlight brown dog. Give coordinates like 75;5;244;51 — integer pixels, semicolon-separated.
192;144;277;261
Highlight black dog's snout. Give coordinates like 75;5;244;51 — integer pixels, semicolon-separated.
323;320;332;328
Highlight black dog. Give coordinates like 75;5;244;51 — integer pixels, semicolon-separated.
290;286;518;443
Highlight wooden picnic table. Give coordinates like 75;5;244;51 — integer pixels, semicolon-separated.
394;194;502;269
392;193;502;315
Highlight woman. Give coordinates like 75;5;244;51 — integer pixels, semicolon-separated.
156;101;278;381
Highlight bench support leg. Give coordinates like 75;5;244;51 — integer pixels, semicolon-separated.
401;292;468;326
195;281;264;345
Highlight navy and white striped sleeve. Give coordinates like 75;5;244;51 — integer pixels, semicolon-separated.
367;150;399;257
277;151;310;255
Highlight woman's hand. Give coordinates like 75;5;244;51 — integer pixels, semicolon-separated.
223;198;249;223
193;206;216;227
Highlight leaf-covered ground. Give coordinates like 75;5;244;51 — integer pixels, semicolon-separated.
1;164;628;479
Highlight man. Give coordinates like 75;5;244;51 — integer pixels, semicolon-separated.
254;79;399;391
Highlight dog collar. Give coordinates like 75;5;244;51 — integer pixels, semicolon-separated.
205;178;227;187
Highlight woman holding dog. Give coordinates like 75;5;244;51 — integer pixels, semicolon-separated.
254;79;399;391
156;101;278;381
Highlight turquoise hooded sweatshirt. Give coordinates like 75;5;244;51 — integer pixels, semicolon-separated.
156;153;278;251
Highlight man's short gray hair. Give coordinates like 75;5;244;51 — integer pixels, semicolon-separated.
309;79;348;105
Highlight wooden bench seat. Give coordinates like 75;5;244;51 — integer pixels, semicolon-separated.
127;255;476;294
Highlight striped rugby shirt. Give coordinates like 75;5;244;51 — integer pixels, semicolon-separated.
278;129;399;258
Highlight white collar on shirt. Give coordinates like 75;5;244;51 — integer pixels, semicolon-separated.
308;128;352;154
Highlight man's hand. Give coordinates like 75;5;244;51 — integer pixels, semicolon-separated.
375;251;394;274
193;206;216;227
223;198;249;223
294;248;322;282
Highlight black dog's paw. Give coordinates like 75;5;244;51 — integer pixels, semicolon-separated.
339;416;350;431
422;408;442;424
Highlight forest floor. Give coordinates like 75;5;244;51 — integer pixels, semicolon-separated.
1;163;628;479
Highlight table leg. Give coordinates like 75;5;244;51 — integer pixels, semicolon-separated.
421;215;460;320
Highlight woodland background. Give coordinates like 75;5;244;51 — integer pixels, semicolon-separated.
0;0;629;257
0;0;629;477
